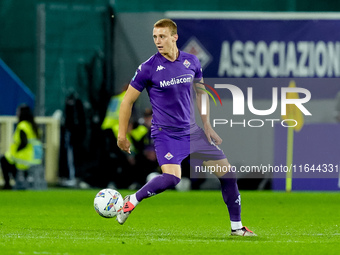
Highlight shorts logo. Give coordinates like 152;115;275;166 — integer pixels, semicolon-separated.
183;59;191;68
164;152;174;160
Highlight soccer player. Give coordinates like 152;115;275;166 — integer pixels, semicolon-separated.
117;19;256;236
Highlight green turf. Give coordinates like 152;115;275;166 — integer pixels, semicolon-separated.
0;189;339;255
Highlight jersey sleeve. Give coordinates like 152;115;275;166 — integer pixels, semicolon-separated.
130;64;149;92
193;55;203;82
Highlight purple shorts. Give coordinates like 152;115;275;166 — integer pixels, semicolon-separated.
152;126;226;166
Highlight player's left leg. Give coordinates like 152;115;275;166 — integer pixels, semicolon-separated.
203;158;256;236
117;130;188;225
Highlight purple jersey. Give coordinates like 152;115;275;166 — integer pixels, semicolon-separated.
130;51;202;135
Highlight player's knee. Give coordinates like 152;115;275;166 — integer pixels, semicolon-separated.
164;173;181;187
170;174;181;187
219;172;238;188
161;164;181;178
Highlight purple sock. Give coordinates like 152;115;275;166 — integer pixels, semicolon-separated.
219;172;241;221
136;173;181;202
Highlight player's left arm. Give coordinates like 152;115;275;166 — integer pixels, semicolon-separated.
194;79;222;145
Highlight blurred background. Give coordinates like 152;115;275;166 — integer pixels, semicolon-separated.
1;0;340;191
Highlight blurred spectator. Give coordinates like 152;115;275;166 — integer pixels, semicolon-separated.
58;91;86;187
129;108;159;189
0;104;44;190
99;84;136;188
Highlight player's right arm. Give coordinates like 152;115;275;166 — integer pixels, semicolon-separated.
117;85;141;154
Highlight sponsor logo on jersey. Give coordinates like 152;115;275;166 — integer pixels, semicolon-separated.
156;65;165;71
159;74;193;87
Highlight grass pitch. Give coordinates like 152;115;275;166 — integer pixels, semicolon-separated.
0;189;339;255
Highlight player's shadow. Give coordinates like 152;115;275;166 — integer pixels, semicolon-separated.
170;233;263;242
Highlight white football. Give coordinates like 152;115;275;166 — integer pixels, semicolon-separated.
94;189;124;218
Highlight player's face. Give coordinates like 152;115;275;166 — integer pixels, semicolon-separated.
153;27;177;55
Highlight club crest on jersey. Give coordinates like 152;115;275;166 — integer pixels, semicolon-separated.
183;59;191;68
164;152;174;160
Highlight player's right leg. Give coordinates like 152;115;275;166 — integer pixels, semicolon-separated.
117;129;189;225
117;164;181;225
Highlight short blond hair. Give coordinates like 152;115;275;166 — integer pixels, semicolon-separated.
154;19;177;35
